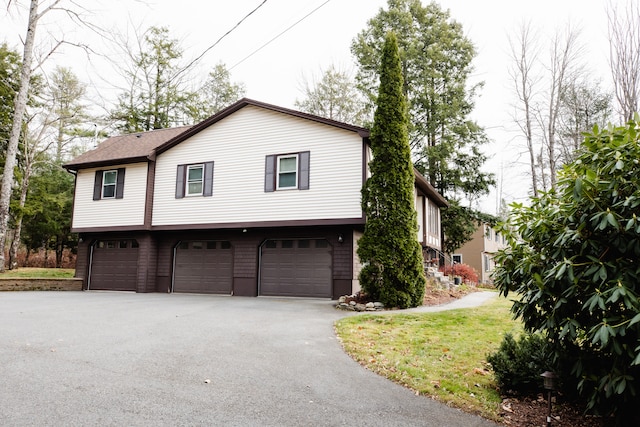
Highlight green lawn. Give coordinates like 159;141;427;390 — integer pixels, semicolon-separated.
335;295;521;422
0;267;75;278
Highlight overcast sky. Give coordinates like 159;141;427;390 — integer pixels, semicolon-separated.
3;0;614;214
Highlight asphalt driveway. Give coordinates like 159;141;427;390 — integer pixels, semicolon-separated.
0;292;498;426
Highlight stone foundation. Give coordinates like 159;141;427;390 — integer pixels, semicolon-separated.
0;278;83;291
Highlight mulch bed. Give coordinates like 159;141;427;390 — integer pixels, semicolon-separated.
499;395;614;426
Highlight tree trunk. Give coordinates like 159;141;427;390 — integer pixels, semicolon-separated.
0;0;39;273
510;23;541;197
55;235;63;268
524;90;539;197
8;169;30;270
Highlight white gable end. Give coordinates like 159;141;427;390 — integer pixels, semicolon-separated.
72;162;148;229
152;106;364;226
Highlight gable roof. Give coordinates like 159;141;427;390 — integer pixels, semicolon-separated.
63;98;370;171
62;98;447;206
154;98;370;155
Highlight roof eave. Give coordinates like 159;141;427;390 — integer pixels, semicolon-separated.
63;155;150;171
414;169;449;208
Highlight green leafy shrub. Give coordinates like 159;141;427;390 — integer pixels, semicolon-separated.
439;263;479;284
493;119;640;424
487;333;554;395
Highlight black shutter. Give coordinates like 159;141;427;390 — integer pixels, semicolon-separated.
298;151;310;190
175;164;185;198
93;170;103;200
264;155;276;192
203;161;214;197
115;168;126;199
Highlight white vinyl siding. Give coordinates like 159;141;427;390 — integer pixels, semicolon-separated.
72;163;148;228
152;106;363;226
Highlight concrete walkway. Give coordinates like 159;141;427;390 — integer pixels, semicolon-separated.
406;290;498;313
0;291;498;427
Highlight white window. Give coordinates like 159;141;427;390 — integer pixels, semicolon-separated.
428;202;439;234
102;170;117;199
186;164;204;196
452;254;462;264
484;254;491;271
277;154;298;189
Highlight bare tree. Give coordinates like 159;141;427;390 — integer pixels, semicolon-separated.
0;0;48;272
541;26;583;189
509;22;585;195
508;22;542;197
1;0;102;271
607;0;640;122
8;110;57;269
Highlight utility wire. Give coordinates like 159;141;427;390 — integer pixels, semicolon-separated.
230;0;332;71
177;0;269;77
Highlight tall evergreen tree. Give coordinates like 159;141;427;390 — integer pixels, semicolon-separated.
352;0;495;254
294;64;368;125
110;26;189;133
47;66;90;163
110;27;247;132
182;62;246;123
357;32;425;309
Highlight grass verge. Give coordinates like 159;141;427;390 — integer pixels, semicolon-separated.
335;295;520;422
0;267;75;278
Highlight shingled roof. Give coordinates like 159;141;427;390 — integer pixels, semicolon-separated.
63;126;191;170
63;98;371;171
62;99;446;207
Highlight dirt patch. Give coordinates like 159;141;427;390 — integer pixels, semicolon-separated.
341;281;479;308
422;282;476;306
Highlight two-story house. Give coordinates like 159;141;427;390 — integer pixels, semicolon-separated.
453;222;506;284
64;99;448;299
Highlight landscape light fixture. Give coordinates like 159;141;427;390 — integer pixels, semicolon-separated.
541;371;557;427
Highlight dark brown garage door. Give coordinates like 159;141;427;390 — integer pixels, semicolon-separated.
260;239;332;298
89;240;139;291
173;241;233;294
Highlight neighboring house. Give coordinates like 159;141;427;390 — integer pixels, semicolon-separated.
453;222;506;284
64;98;448;299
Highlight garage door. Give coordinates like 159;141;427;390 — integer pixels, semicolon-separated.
173;241;233;294
89;239;139;291
260;239;332;298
